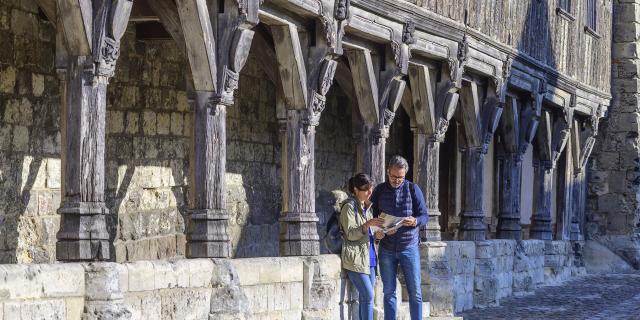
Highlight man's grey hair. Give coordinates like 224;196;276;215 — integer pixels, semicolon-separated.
388;155;409;171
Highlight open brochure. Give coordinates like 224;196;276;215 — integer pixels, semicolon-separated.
371;212;409;234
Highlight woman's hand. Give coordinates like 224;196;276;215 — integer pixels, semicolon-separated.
375;229;385;240
402;216;417;227
362;217;384;233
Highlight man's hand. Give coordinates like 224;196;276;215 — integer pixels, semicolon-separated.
386;228;398;235
402;216;417;227
375;229;385;240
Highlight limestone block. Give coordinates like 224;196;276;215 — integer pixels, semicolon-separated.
544;254;567;268
40;264;85;298
12;125;29;152
520;240;545;256
109;110;125;134
160;289;211;320
4;301;19;320
544;241;570;255
512;272;534;293
4;98;33;125
125;112;140;134
473;275;498;308
10;9;38;37
187;259;214;288
157;113;171;135
170;112;183;136
290;281;304;310
65;297;84;320
46;159;61;189
140;293;161;320
513;255;532;273
19;299;65;319
474;258;497;275
151;261;177;290
496;272;513;292
494;240;516;256
496;255;514;272
142;111;156;135
124;294;142;320
0;65;15;93
454;292;473;313
126;261;155;292
31;73;44;97
0;265;42;299
244;285;268;313
475;241;496;259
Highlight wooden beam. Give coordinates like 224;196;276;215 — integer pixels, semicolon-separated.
408;64;436;134
175;0;217;92
459;79;481;148
536;110;552;161
271;23;308;110
500;96;520;153
55;0;92;55
346;48;379;126
147;0;187;53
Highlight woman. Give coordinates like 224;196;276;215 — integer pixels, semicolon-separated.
340;173;385;320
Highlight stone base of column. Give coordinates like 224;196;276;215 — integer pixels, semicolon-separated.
421;209;442;241
187;209;231;258
56;202;110;261
279;212;320;256
569;221;582;241
496;216;522;240
530;214;553;240
459;211;486;241
82;263;131;320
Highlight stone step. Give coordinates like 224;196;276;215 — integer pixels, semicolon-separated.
397;301;431;319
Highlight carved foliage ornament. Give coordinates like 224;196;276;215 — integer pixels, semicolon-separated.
93;0;134;83
447;36;469;86
383;109;396;127
434;118;449;142
308;60;337;127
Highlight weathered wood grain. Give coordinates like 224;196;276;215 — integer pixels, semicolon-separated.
147;0;187;53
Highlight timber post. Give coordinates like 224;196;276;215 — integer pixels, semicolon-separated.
408;47;462;242
264;1;345;256
496;94;539;240
175;0;260;258
55;0;133;261
457;56;506;241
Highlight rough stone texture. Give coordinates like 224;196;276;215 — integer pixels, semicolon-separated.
583;239;634;274
543;240;583;285
0;0;60;264
512;240;545;294
588;0;640;269
460;272;640;320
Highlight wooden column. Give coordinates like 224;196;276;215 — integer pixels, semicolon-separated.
530;104;574;240
279;110;320;255
408;60;461;242
175;0;259;258
569;114;598;241
55;0;132;261
530;159;554;240
457;75;504;241
266;8;344;255
459;147;487;240
496;96;539;239
414;133;442;241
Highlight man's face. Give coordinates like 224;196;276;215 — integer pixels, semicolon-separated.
387;166;407;188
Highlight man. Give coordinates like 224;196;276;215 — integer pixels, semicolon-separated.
370;155;428;320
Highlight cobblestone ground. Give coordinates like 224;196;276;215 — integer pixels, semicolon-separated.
459;273;640;320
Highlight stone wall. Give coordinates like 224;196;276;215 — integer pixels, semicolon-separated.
587;0;640;269
425;239;578;316
0;0;60;264
0;255;344;320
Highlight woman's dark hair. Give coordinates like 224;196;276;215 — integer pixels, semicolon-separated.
348;173;372;194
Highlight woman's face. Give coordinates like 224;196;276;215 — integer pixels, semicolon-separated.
354;185;373;203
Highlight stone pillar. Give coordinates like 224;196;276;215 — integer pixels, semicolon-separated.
82;263;131;320
279;110;320;256
530;160;554;240
56;1;133;261
186;92;231;258
414;132;442;241
459;147;487;241
496;153;523;239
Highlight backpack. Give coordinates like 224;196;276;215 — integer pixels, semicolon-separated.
323;198;356;254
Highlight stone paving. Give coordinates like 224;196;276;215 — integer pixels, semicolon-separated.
459;272;640;320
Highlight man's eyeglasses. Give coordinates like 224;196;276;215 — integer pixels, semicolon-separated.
388;174;405;181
